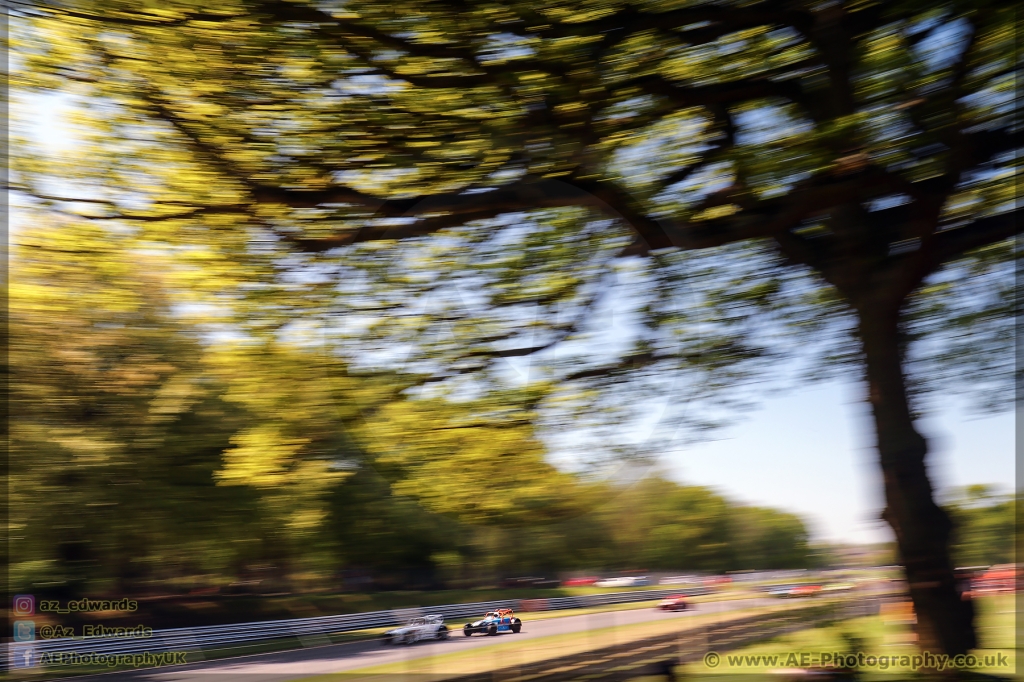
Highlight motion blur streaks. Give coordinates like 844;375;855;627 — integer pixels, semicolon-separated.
9;0;1016;640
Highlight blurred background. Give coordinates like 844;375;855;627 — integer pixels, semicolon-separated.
7;0;1018;671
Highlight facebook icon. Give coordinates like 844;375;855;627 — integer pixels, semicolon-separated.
12;646;36;669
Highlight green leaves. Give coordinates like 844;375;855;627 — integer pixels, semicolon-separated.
944;485;1014;567
360;396;574;525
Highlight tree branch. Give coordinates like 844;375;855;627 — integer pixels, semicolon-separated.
808;4;857;118
255;0;468;61
255;0;569;86
625;72;810;110
562;351;661;383
256;176;599;216
929;209;1023;266
277;205;526;252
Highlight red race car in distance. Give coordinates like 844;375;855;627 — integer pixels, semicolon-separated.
658;595;689;611
788;584;822;597
563;577;599;587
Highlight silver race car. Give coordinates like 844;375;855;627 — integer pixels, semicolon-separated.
381;615;450;645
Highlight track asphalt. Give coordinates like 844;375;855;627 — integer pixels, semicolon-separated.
56;596;777;682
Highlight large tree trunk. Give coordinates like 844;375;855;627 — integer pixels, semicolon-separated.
858;308;976;657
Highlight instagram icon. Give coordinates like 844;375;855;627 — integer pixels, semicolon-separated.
12;595;35;617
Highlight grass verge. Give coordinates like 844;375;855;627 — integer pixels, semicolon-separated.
678;594;1015;681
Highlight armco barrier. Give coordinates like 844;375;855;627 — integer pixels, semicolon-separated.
4;587;709;666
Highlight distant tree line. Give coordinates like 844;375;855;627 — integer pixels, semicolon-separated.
944;485;1014;568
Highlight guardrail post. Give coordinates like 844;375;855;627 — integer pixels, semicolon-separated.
293;623;331;649
177;629;205;662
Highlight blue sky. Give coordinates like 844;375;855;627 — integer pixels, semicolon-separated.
665;379;1014;544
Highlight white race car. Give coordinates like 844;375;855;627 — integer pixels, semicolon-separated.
594;576;649;588
381;615;449;645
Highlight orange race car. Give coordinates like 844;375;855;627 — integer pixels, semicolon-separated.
658;594;690;611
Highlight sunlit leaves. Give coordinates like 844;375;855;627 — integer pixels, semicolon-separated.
360;398;573;525
10;216;261;592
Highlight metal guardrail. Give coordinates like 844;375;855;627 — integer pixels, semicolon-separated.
4;587;710;666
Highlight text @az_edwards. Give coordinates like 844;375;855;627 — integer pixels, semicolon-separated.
40;598;138;614
39;624;153;639
702;651;1011;672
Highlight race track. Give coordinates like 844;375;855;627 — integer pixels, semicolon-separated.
58;597;777;682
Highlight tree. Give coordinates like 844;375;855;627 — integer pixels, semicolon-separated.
13;0;1018;655
359;395;578;525
944;485;1015;568
9;217;260;596
598;475;815;571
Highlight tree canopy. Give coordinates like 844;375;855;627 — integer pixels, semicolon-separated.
13;0;1016;417
12;0;1019;657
